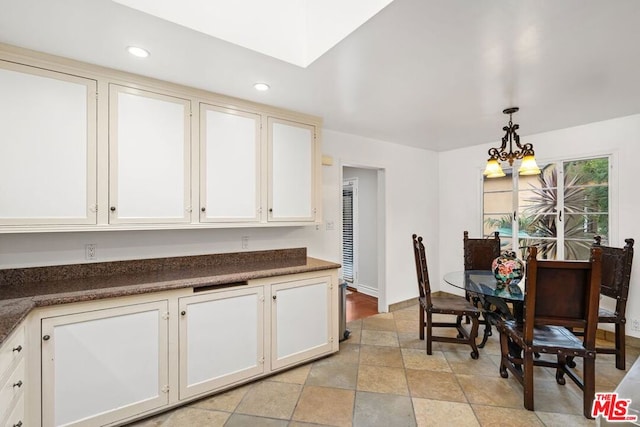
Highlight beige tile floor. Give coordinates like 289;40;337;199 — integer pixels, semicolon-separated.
129;305;639;427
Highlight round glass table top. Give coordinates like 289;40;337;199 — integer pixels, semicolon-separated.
443;270;525;302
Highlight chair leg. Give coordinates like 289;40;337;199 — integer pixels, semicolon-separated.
426;311;433;355
498;327;509;378
555;354;567;385
464;292;471;324
455;315;464;338
583;357;596;419
469;316;480;359
523;351;535;411
615;322;625;370
419;306;425;340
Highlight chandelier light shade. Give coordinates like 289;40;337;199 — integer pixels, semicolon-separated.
483;107;541;178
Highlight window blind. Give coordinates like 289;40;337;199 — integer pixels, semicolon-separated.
342;186;354;283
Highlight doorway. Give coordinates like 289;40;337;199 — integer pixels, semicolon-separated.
342;165;385;317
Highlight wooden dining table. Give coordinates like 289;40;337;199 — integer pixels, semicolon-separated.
443;270;525;348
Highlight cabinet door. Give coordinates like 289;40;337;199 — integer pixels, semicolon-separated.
41;301;169;427
179;286;264;399
0;324;25;427
268;117;316;222
0;61;97;225
200;104;261;222
109;85;191;223
271;276;333;370
3;394;23;427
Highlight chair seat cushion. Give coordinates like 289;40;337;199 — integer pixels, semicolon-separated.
500;320;586;351
431;294;480;316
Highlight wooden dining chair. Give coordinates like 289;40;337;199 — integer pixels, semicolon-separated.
588;236;634;369
497;246;603;418
463;231;501;271
462;231;501;338
412;234;481;359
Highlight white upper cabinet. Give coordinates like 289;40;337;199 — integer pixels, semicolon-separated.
0;61;97;225
268;117;317;222
200;104;261;222
0;46;322;232
109;85;191;224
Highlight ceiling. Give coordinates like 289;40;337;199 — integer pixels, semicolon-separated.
111;0;395;68
2;0;640;152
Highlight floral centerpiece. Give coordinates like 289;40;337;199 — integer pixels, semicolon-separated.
491;251;525;287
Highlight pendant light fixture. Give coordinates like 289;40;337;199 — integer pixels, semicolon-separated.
483;107;540;178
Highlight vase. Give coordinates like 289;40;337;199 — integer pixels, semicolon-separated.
491;251;525;287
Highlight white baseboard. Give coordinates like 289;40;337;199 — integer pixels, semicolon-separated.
356;284;378;298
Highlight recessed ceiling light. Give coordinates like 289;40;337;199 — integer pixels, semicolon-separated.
127;46;150;58
253;82;270;91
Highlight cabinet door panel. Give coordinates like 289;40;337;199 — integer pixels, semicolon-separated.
109;85;190;223
0;61;96;225
271;276;332;370
268;118;315;222
3;394;23;427
179;287;264;399
200;105;260;222
41;301;169;427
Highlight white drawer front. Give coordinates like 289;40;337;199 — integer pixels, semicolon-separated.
0;327;24;380
0;358;25;414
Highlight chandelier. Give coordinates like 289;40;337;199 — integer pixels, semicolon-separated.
483;107;540;178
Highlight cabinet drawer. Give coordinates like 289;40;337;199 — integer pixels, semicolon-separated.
0;327;24;380
3;394;24;427
0;358;25;414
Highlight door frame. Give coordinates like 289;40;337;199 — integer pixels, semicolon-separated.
340;163;387;313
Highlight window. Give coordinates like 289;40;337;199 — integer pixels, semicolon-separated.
483;157;610;260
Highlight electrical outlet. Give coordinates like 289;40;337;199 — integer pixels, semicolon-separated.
241;236;249;249
85;244;97;260
632;318;640;332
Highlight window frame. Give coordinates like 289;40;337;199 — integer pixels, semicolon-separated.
481;152;616;260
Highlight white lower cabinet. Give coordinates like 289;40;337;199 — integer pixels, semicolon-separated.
4;395;24;427
32;269;337;426
0;325;26;427
178;286;265;399
41;301;170;427
270;275;334;370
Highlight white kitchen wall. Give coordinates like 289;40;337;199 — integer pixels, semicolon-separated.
322;130;439;310
343;166;379;294
438;113;640;338
0;128;439;312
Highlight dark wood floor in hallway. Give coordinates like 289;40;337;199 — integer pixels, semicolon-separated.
346;289;378;322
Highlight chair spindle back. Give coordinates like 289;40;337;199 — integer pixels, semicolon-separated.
593;236;634;311
412;234;432;308
463;231;501;270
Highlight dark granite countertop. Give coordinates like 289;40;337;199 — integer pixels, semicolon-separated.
0;248;340;346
